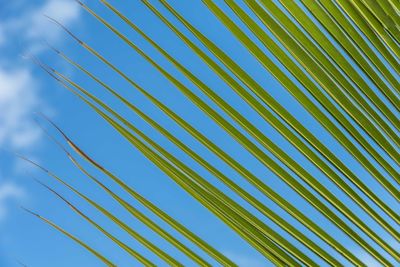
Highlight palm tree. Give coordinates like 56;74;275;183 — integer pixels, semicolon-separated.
25;0;399;266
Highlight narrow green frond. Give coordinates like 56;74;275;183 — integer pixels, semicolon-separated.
54;64;394;266
28;0;400;266
313;0;400;90
295;0;400;102
35;180;156;267
52;6;400;264
60;77;307;265
52;47;367;265
40;65;309;265
37;118;215;267
23;155;182;267
38;68;237;267
143;0;400;214
21;207;116;267
244;0;400;144
197;0;400;197
346;0;400;57
48;44;395;264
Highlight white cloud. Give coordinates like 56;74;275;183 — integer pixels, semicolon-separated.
0;183;24;221
0;67;42;149
0;0;81;230
0;2;81;260
0;0;81;151
0;0;81;53
27;0;81;43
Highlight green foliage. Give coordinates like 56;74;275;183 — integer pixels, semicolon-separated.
24;0;399;266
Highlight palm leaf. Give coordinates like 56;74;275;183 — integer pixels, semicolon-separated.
35;180;157;267
23;0;400;266
45;13;398;264
21;207;116;267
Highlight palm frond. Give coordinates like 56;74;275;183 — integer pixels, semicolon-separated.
21;207;116;267
23;0;400;266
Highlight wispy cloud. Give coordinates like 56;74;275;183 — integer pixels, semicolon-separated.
0;0;81;151
27;0;81;53
0;67;38;218
1;0;81;53
0;0;82;223
0;183;24;221
0;67;42;149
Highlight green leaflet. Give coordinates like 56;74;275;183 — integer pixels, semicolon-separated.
142;0;400;218
359;0;400;41
35;61;297;265
56;70;307;266
233;0;400;157
66;150;236;267
42;115;236;267
60;48;365;265
313;0;400;91
30;0;400;266
45;16;395;262
22;207;116;267
296;0;400;104
249;0;400;147
328;0;400;77
96;2;399;241
196;0;400;201
21;153;181;266
349;0;400;54
51;48;390;266
53;59;349;265
38;118;215;267
35;181;157;267
339;0;400;59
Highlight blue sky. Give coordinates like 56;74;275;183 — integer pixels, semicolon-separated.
0;0;399;266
